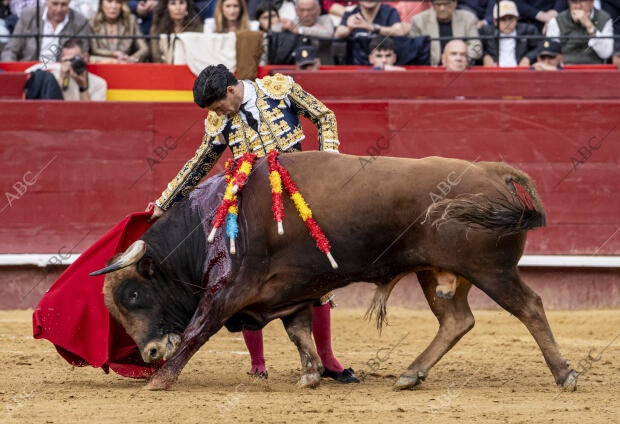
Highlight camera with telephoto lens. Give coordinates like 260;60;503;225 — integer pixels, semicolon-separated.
69;55;87;75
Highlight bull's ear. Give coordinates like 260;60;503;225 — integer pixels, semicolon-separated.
137;257;155;279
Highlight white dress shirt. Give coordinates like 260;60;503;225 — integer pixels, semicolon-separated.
498;31;518;67
40;7;69;63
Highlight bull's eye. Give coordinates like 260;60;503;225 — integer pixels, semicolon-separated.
118;279;152;310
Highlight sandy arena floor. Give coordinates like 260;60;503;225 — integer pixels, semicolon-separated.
0;308;618;423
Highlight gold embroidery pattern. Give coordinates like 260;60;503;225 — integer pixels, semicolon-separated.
271;119;289;137
256;73;293;100
227;113;257;154
320;291;334;305
261;104;284;124
277;127;305;151
205;111;227;136
289;82;340;152
156;134;225;209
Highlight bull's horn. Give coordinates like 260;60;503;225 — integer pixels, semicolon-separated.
89;240;147;276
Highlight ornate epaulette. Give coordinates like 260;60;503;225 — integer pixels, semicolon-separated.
256;74;293;100
205;111;227;137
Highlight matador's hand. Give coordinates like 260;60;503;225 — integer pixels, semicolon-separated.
146;202;165;222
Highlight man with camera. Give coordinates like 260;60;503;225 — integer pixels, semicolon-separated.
25;38;107;100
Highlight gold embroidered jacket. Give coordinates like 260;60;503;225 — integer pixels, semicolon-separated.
156;73;340;210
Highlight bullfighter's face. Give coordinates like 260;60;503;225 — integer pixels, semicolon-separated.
207;84;243;117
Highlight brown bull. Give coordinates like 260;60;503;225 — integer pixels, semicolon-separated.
92;152;577;391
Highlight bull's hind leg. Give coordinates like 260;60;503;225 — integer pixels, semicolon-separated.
472;269;576;391
281;305;323;388
394;270;475;390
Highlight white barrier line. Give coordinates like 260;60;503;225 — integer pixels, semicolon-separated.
0;254;618;268
0;254;82;267
517;255;620;268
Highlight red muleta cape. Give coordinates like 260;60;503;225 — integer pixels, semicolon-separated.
32;212;157;378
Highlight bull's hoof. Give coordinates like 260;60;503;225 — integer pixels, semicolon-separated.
393;370;426;391
145;378;172;391
299;372;321;388
145;369;177;391
560;370;578;392
436;289;455;299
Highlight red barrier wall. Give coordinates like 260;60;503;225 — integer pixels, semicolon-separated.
1;63;617;101
284;70;620;100
1;69;619;310
1;99;618;255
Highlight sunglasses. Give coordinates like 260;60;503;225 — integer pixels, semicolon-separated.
538;54;557;60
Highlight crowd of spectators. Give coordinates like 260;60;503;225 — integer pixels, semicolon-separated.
1;0;619;69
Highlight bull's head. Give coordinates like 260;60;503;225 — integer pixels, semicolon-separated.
91;240;187;364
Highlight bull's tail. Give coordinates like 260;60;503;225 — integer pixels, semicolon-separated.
424;167;546;235
364;273;407;332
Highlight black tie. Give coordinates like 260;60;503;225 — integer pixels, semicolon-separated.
239;102;259;132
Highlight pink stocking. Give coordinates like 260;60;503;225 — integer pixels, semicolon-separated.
242;328;266;374
312;303;344;372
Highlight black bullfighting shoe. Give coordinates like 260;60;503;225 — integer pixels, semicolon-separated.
321;367;360;383
247;370;268;379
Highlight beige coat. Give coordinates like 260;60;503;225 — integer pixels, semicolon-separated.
90;14;149;62
409;8;482;66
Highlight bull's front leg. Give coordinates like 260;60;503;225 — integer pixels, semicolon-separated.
146;299;222;390
281;305;323;388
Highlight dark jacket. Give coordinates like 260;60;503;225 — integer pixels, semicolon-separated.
479;22;540;65
24;69;64;99
1;7;91;61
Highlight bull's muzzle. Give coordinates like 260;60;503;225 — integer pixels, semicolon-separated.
141;334;182;363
